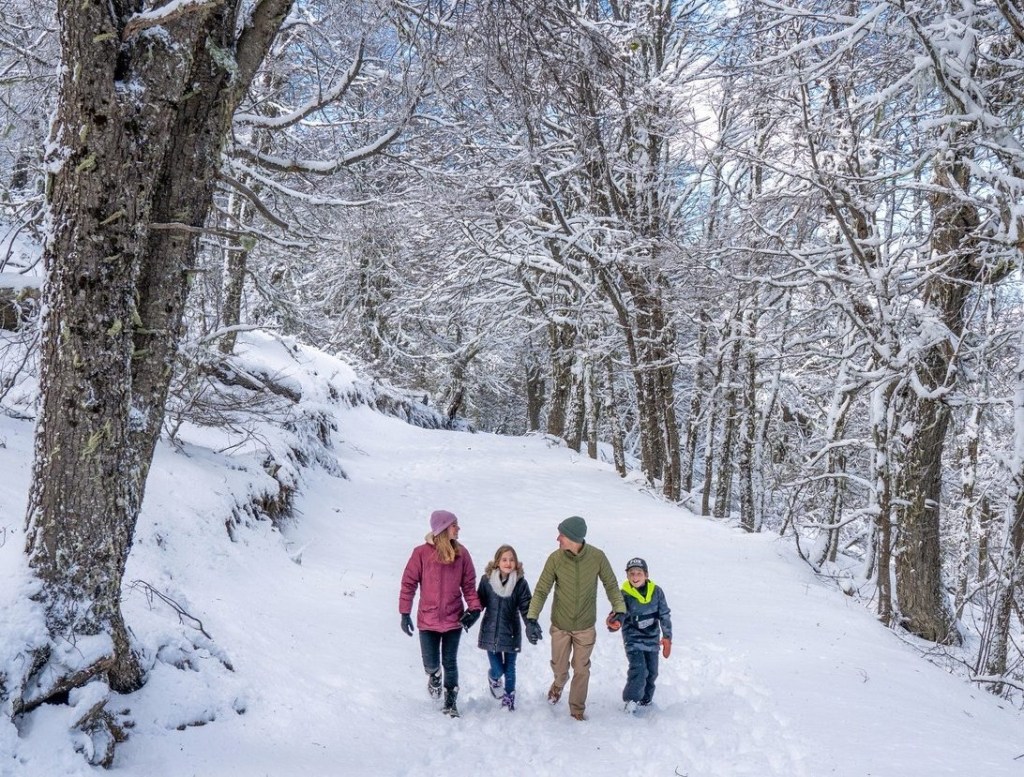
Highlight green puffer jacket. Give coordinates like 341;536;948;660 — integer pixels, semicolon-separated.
527;543;626;631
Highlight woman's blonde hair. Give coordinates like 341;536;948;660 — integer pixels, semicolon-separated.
433;530;461;564
484;544;523;576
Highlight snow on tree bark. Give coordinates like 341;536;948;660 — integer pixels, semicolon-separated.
17;0;295;759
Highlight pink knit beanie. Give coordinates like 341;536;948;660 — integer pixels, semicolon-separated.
430;510;458;535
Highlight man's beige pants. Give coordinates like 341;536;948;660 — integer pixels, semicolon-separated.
550;625;597;716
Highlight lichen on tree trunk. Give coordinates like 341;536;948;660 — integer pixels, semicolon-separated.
17;0;295;740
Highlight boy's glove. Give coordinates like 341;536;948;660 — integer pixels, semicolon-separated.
525;619;543;644
606;611;626;632
460;609;481;631
401;613;414;637
661;638;672;658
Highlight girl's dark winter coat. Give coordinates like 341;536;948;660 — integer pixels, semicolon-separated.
476;573;532;653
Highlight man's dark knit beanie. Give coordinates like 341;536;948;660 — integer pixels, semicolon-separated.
558;515;587;543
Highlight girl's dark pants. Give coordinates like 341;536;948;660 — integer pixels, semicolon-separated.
487;651;518;693
420;628;462;690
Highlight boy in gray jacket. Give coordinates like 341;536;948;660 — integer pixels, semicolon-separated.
614;557;672;713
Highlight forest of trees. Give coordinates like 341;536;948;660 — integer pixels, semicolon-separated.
3;0;1024;764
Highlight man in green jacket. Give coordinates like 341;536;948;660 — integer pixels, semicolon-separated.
525;515;626;721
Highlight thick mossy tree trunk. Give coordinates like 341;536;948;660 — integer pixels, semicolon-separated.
19;0;294;722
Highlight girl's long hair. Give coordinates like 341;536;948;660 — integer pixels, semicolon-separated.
483;544;524;576
433;530;461;564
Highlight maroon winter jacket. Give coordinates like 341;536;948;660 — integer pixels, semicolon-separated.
400;537;482;632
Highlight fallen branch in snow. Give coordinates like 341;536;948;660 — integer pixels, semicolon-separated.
129;580;212;640
971;675;1024;693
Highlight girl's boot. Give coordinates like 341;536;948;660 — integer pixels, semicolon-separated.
442;687;460;717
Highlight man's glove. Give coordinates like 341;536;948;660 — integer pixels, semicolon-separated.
460;609;481;631
525;618;543;644
661;638;672;658
606;611;626;632
401;613;414;637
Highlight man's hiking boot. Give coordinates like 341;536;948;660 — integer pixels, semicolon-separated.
547;683;563;704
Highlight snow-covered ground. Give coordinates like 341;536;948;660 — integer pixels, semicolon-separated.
2;335;1022;776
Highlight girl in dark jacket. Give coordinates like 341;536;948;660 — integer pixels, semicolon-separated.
476;544;533;711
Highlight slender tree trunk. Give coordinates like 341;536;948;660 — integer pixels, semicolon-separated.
546;322;575;439
979;496;992;584
700;339;726;517
715;323;741;519
603;361;626;477
979;344;1024;691
585;359;598;459
681;311;711;493
525;356;546;432
219;194;251;355
871;381;896;626
738;310;757;531
955;404;983;618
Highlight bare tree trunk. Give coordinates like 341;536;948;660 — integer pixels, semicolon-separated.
955;404;983;618
978;344;1024;691
525;355;546;432
20;0;293;733
652;298;681;502
219;194;251;355
700;340;726;517
585;358;598;459
681;310;711;493
893;367;958;643
546;322;576;440
564;355;586;453
871;381;896;626
714;322;741;519
603;361;626;477
979;496;993;584
738;310;757;531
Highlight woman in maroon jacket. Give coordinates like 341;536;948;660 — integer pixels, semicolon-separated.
399;509;482;717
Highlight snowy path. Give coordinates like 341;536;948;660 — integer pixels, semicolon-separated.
5;401;1024;776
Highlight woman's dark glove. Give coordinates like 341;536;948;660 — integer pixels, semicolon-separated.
401;613;414;636
460;609;481;631
525;618;543;644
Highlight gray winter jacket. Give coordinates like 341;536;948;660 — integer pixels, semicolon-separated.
620;580;672;652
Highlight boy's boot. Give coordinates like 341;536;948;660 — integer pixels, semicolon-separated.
427;670;442;699
442;686;460;717
501;691;516;711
